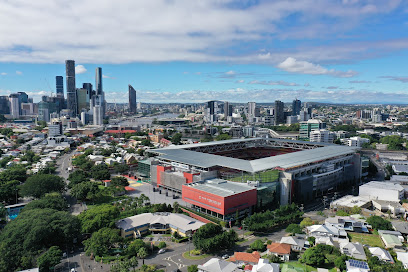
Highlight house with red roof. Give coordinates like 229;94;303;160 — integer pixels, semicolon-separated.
266;243;292;261
229;251;261;265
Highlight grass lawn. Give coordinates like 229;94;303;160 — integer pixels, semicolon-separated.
244;231;254;236
236;238;248;245
349;233;383;247
281;262;317;272
182;251;210;260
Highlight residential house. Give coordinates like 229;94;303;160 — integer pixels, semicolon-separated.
251;259;280;272
280;236;309;251
325;216;370;233
371;200;405;215
266;243;291;261
345;260;370;272
392;221;408;236
397;252;408;269
368;247;393;263
198;258;239;272
230;251;261;265
340;242;367;260
378;230;404;248
306;224;348;240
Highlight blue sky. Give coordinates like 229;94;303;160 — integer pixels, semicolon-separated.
0;0;408;104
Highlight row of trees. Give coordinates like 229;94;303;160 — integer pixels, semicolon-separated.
192;224;237;253
242;203;303;232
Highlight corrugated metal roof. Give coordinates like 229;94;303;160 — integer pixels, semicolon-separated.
185;178;255;197
152;140;358;173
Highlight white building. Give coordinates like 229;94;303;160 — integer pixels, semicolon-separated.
346;137;370;147
198;258;239;272
251;259;280;272
93;105;103;126
309;129;335;143
359;181;404;202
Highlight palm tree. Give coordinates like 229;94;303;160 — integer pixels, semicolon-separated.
137;247;148;265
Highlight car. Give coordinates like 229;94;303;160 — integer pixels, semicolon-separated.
70;269;77;272
222;254;229;259
63;252;67;258
158;249;166;254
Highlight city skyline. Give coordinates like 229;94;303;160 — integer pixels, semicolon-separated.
0;1;408;104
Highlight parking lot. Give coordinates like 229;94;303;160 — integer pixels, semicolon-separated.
127;182;188;207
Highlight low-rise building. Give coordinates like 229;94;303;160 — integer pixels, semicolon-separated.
306;224;348;240
116;212;205;238
397;252;408;269
371;199;405;215
345;260;369;272
251;259;280;272
368;247;393;263
359;181;404;202
266;243;291;261
378;230;404;248
330;195;372;212
230;251;261;265
340;242;367;260
198;258;239;272
279;236;309;251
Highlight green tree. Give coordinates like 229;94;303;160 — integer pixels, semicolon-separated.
0;203;6;219
141;139;152;147
173;201;180;213
83;228;123;257
110;176;130;187
68;170;90;188
171;133;182;145
37;246;62;272
334;255;348;271
0;209;80;272
78;204;120;233
300;217;315;228
90;164;111;180
114;164;130;174
0;165;27;183
187;265;198;272
71;182;100;201
285;223;303;235
126;239;148;256
20;174;65;198
301;246;326;267
193;224;237;253
215;134;232;141
138;247;148;264
250;239;266;252
0;179;20;203
367;216;393;230
157;241;167;249
23;193;68;211
380;135;406;150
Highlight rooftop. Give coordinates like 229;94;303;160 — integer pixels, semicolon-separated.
150;138;358;173
184;179;255;197
360;181;404;191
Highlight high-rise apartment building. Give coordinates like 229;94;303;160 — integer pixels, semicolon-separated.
128;85;137;113
248;102;256;118
66;60;77;116
292;99;301;116
93;105;103;126
56;76;64;97
76;88;88;113
224;101;233;118
0;96;10;114
274;100;285;125
95;67;103;95
9;94;20;118
83;83;93;102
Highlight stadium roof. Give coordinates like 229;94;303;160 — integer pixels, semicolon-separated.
150;138;358;173
184;179;255;197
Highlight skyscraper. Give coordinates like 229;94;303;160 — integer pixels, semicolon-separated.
83;83;93;101
76;88;88;113
95;67;103;95
292;99;301;116
128;85;137;113
247;102;256;118
56;76;64;97
9;94;19;119
224;101;233;118
0;96;10;114
274;100;284;125
66;60;77;116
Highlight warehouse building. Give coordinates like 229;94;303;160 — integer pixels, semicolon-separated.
359;181;404;202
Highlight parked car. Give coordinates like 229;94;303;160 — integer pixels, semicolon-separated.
222;254;229;259
158;248;166;254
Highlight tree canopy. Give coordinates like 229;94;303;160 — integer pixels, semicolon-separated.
78;204;120;233
37;246;62;272
367;216;393;230
90;164;111;180
110;176;130;187
71;182;100;201
20;174;65;198
0;208;80;272
23;193;68;211
83;227;123;257
193;224;237;253
68;170;90;188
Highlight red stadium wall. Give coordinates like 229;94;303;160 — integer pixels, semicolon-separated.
182;185;257;215
183;172;199;184
156;165;171;187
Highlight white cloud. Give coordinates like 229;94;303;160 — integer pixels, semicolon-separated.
249;80;299;86
102;74;110;78
225;71;236;75
236;80;245;83
1;72;6;76
75;65;87;74
277;57;358;77
16;71;22;75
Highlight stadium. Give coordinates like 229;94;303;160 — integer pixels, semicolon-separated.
147;138;361;221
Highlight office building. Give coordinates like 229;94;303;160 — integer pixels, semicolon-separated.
299;119;326;140
76;88;88;113
95;67;103;95
21;103;34;116
9;94;20;118
224;101;233;118
248;102;256;118
66;60;77;116
359;181;404;202
309;129;335;143
0;96;10;114
205;100;218;123
48;122;63;137
56;76;64;97
93;105;103;126
274;100;285;125
83;83;93;102
128;85;137;113
292;99;301;116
